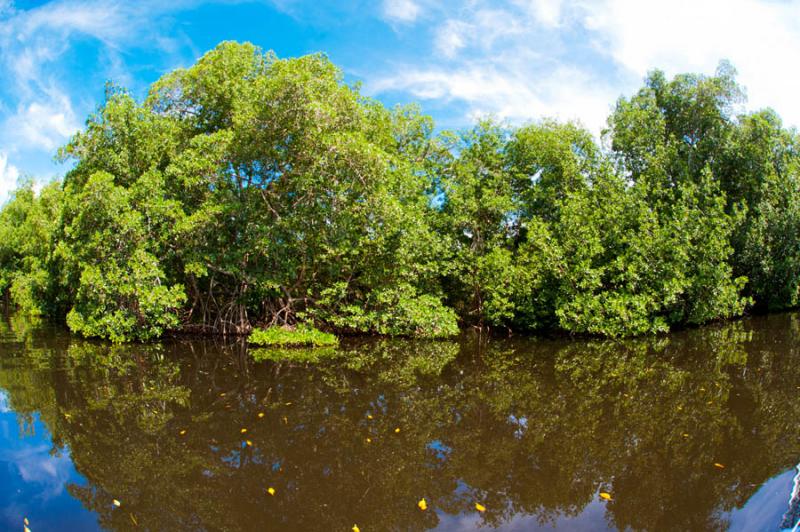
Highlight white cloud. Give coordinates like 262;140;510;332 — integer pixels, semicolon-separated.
383;0;421;23
515;0;564;28
373;61;615;132
372;1;616;133
435;19;469;58
370;0;800;133
0;0;201;177
9;101;78;152
0;152;21;202
581;0;800;126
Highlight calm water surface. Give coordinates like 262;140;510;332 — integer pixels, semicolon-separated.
0;312;799;531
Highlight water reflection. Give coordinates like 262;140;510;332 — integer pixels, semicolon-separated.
0;313;798;531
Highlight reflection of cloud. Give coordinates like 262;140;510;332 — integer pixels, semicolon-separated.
0;443;74;500
0;390;9;413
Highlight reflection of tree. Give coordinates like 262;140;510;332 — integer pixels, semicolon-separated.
0;313;798;531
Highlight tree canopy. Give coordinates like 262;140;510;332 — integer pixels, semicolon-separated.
2;42;800;340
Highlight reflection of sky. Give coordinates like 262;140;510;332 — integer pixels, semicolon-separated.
433;497;614;531
431;473;800;532
0;390;101;532
726;467;798;532
0;390;9;413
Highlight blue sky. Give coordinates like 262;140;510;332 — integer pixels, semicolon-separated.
2;0;800;201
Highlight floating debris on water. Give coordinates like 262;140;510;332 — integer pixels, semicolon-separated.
600;492;613;501
475;502;486;512
418;498;427;510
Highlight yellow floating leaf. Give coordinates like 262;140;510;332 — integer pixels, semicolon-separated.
418;498;427;511
241;428;248;434
394;427;401;434
220;392;226;397
682;433;689;437
475;502;486;512
366;438;372;443
246;440;253;447
285;402;292;406
130;513;138;526
599;492;613;501
367;414;373;420
179;429;187;436
714;463;725;469
258;412;265;418
267;487;276;496
352;525;360;532
113;499;121;507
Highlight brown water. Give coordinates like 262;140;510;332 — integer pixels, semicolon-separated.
0;312;799;532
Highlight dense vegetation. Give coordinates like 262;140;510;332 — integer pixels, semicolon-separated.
1;42;799;341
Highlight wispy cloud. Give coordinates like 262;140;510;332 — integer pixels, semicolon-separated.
383;0;421;23
517;0;565;28
582;0;800;125
0;152;21;201
0;0;205;202
6;90;78;152
370;1;618;132
369;0;800;133
1;0;800;203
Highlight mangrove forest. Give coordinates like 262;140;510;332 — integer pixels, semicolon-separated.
2;41;800;342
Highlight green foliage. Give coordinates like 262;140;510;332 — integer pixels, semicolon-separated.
2;45;800;339
59;171;186;342
0;181;63;316
248;324;339;347
607;62;800;314
550;168;748;337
